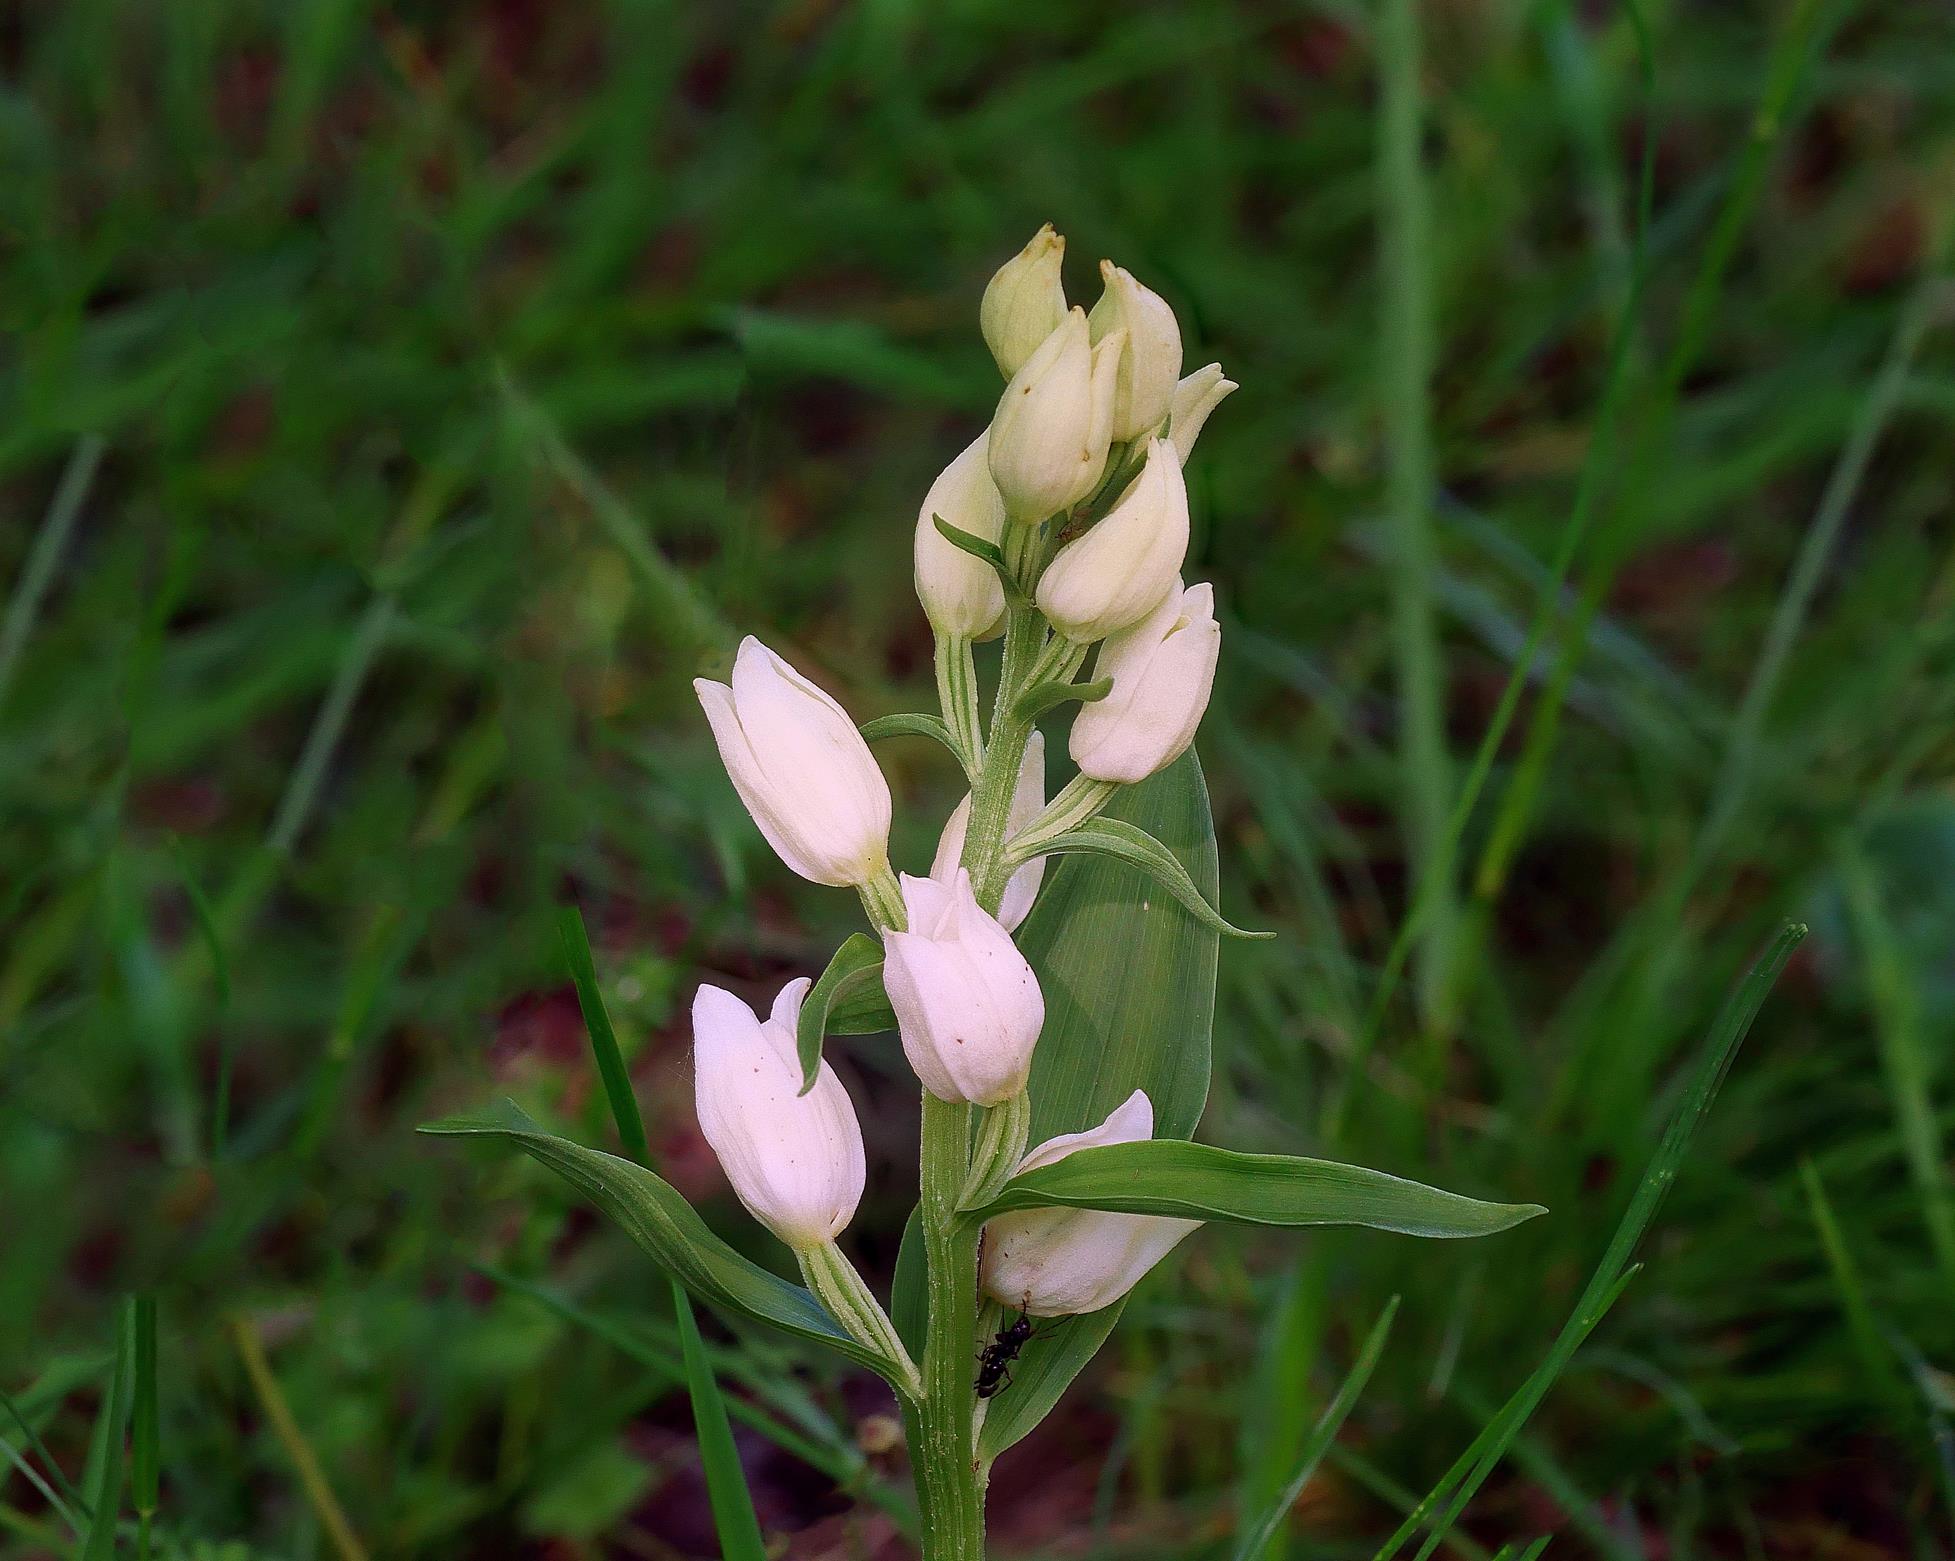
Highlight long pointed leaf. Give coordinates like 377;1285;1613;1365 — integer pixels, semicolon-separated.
420;1102;894;1378
974;1141;1544;1237
1032;817;1270;940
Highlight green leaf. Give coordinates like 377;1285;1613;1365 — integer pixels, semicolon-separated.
973;1141;1546;1237
672;1280;769;1561
1011;675;1112;724
797;932;887;1092
827;979;897;1036
889;1207;928;1363
932;514;1028;607
420;1101;896;1379
80;1301;135;1561
860;711;966;770
1033;816;1270;940
557;905;648;1163
979;751;1220;1461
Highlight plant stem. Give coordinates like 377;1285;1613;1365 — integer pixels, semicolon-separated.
936;633;984;776
909;1091;986;1558
799;1243;921;1398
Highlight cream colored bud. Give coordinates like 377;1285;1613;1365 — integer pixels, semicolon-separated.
1034;437;1188;642
1167;363;1237;465
980;224;1069;378
693;980;866;1249
931;730;1046;930
694;638;892;887
1087;261;1183;442
987;308;1125;522
914;431;1008;639
882;869;1044;1106
1070;580;1220;784
980;1091;1200;1316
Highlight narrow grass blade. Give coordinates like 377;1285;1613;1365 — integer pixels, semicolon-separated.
1234;1297;1399;1560
672;1279;769;1561
557;905;649;1165
1375;922;1805;1561
0;436;103;715
79;1301;134;1561
1836;845;1955;1292
132;1296;159;1560
229;1315;369;1561
1799;1159;1907;1408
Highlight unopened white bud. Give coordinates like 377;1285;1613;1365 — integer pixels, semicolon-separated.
882;869;1043;1106
1070;580;1220;784
914;432;1008;639
1087;261;1183;443
693;980;866;1249
980;1090;1200;1316
931;731;1046;931
987;308;1125;522
1034;437;1188;642
980;224;1068;379
1166;363;1237;465
694;638;892;887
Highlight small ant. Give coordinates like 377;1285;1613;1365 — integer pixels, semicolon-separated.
975;1305;1042;1399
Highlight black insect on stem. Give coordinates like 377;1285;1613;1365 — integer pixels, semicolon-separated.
975;1306;1037;1399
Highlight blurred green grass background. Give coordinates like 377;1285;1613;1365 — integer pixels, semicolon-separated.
4;0;1954;1555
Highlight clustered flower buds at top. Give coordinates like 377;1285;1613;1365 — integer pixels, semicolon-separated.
1167;363;1237;466
932;730;1046;931
695;637;893;888
980;1090;1201;1316
987;307;1126;522
979;224;1068;379
692;980;866;1250
882;869;1044;1106
1070;579;1221;785
1035;436;1189;643
914;431;1009;640
1087;261;1183;443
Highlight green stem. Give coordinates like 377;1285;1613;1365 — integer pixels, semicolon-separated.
799;1243;922;1398
909;1091;986;1558
960;1090;1032;1210
1005;775;1119;863
859;863;908;932
936;633;984;776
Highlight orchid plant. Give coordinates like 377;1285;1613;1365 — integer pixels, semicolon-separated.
429;226;1545;1558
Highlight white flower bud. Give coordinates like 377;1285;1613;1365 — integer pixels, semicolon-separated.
1167;363;1237;465
695;637;892;888
693;979;866;1249
1087;261;1183;443
987;308;1126;522
980;224;1068;379
930;731;1046;931
1070;580;1220;784
1034;436;1188;642
914;431;1009;640
980;1090;1200;1316
882;869;1043;1106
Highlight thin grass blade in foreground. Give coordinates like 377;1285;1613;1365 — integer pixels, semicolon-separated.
1372;922;1806;1561
78;1302;134;1561
559;906;770;1555
1234;1297;1399;1560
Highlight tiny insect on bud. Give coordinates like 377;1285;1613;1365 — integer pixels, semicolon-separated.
692;980;867;1250
1035;436;1190;643
882;868;1044;1106
980;224;1069;379
980;1090;1201;1316
695;638;893;888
